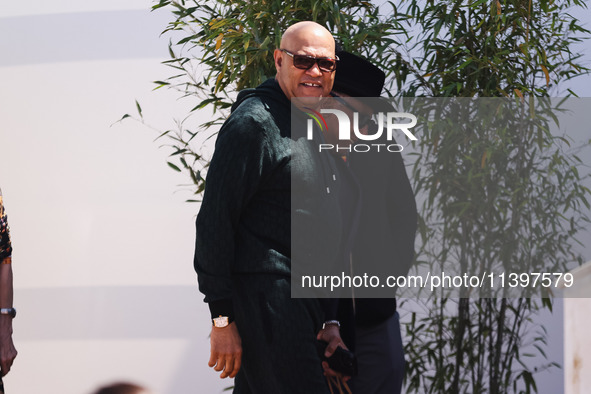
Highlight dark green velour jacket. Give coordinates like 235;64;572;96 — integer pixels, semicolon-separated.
194;79;348;319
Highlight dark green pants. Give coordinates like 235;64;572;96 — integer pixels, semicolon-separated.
232;275;330;394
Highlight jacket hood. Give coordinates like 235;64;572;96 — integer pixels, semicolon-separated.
232;78;290;113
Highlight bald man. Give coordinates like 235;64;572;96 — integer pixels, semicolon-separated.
193;22;343;393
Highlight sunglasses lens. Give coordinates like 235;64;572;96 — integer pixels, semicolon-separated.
290;53;336;72
317;59;336;72
293;55;316;70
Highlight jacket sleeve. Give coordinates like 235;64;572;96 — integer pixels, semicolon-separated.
193;106;272;316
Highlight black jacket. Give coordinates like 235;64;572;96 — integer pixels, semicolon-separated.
194;79;352;319
349;136;418;327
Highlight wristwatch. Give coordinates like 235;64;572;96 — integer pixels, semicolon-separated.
322;320;340;329
0;308;16;318
213;315;229;328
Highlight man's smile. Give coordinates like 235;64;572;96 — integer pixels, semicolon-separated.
301;81;322;88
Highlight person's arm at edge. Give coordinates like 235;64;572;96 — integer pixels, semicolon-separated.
0;191;17;377
0;259;16;377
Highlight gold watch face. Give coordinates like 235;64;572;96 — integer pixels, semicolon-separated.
213;316;229;328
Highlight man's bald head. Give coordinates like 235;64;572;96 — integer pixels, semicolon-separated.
280;22;336;55
274;21;336;102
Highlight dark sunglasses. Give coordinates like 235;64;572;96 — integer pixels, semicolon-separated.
280;49;338;72
330;93;379;133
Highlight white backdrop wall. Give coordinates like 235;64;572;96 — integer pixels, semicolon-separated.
0;5;228;394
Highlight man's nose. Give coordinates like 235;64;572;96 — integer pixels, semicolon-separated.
305;63;323;77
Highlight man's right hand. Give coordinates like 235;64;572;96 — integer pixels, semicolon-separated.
208;322;242;379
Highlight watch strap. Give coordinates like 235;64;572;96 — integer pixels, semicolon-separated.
322;320;340;329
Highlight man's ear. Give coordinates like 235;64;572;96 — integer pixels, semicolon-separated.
273;49;283;71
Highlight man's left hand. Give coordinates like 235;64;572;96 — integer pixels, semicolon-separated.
316;325;351;381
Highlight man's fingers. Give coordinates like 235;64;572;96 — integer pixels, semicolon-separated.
229;352;242;378
208;350;218;368
220;357;235;378
322;361;339;378
325;341;339;358
1;357;13;376
0;361;10;377
213;355;225;372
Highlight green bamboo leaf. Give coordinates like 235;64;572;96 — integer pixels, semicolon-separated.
135;100;143;118
177;34;199;45
167;162;181;172
151;1;171;11
170;149;188;156
154;130;172;141
469;0;488;9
